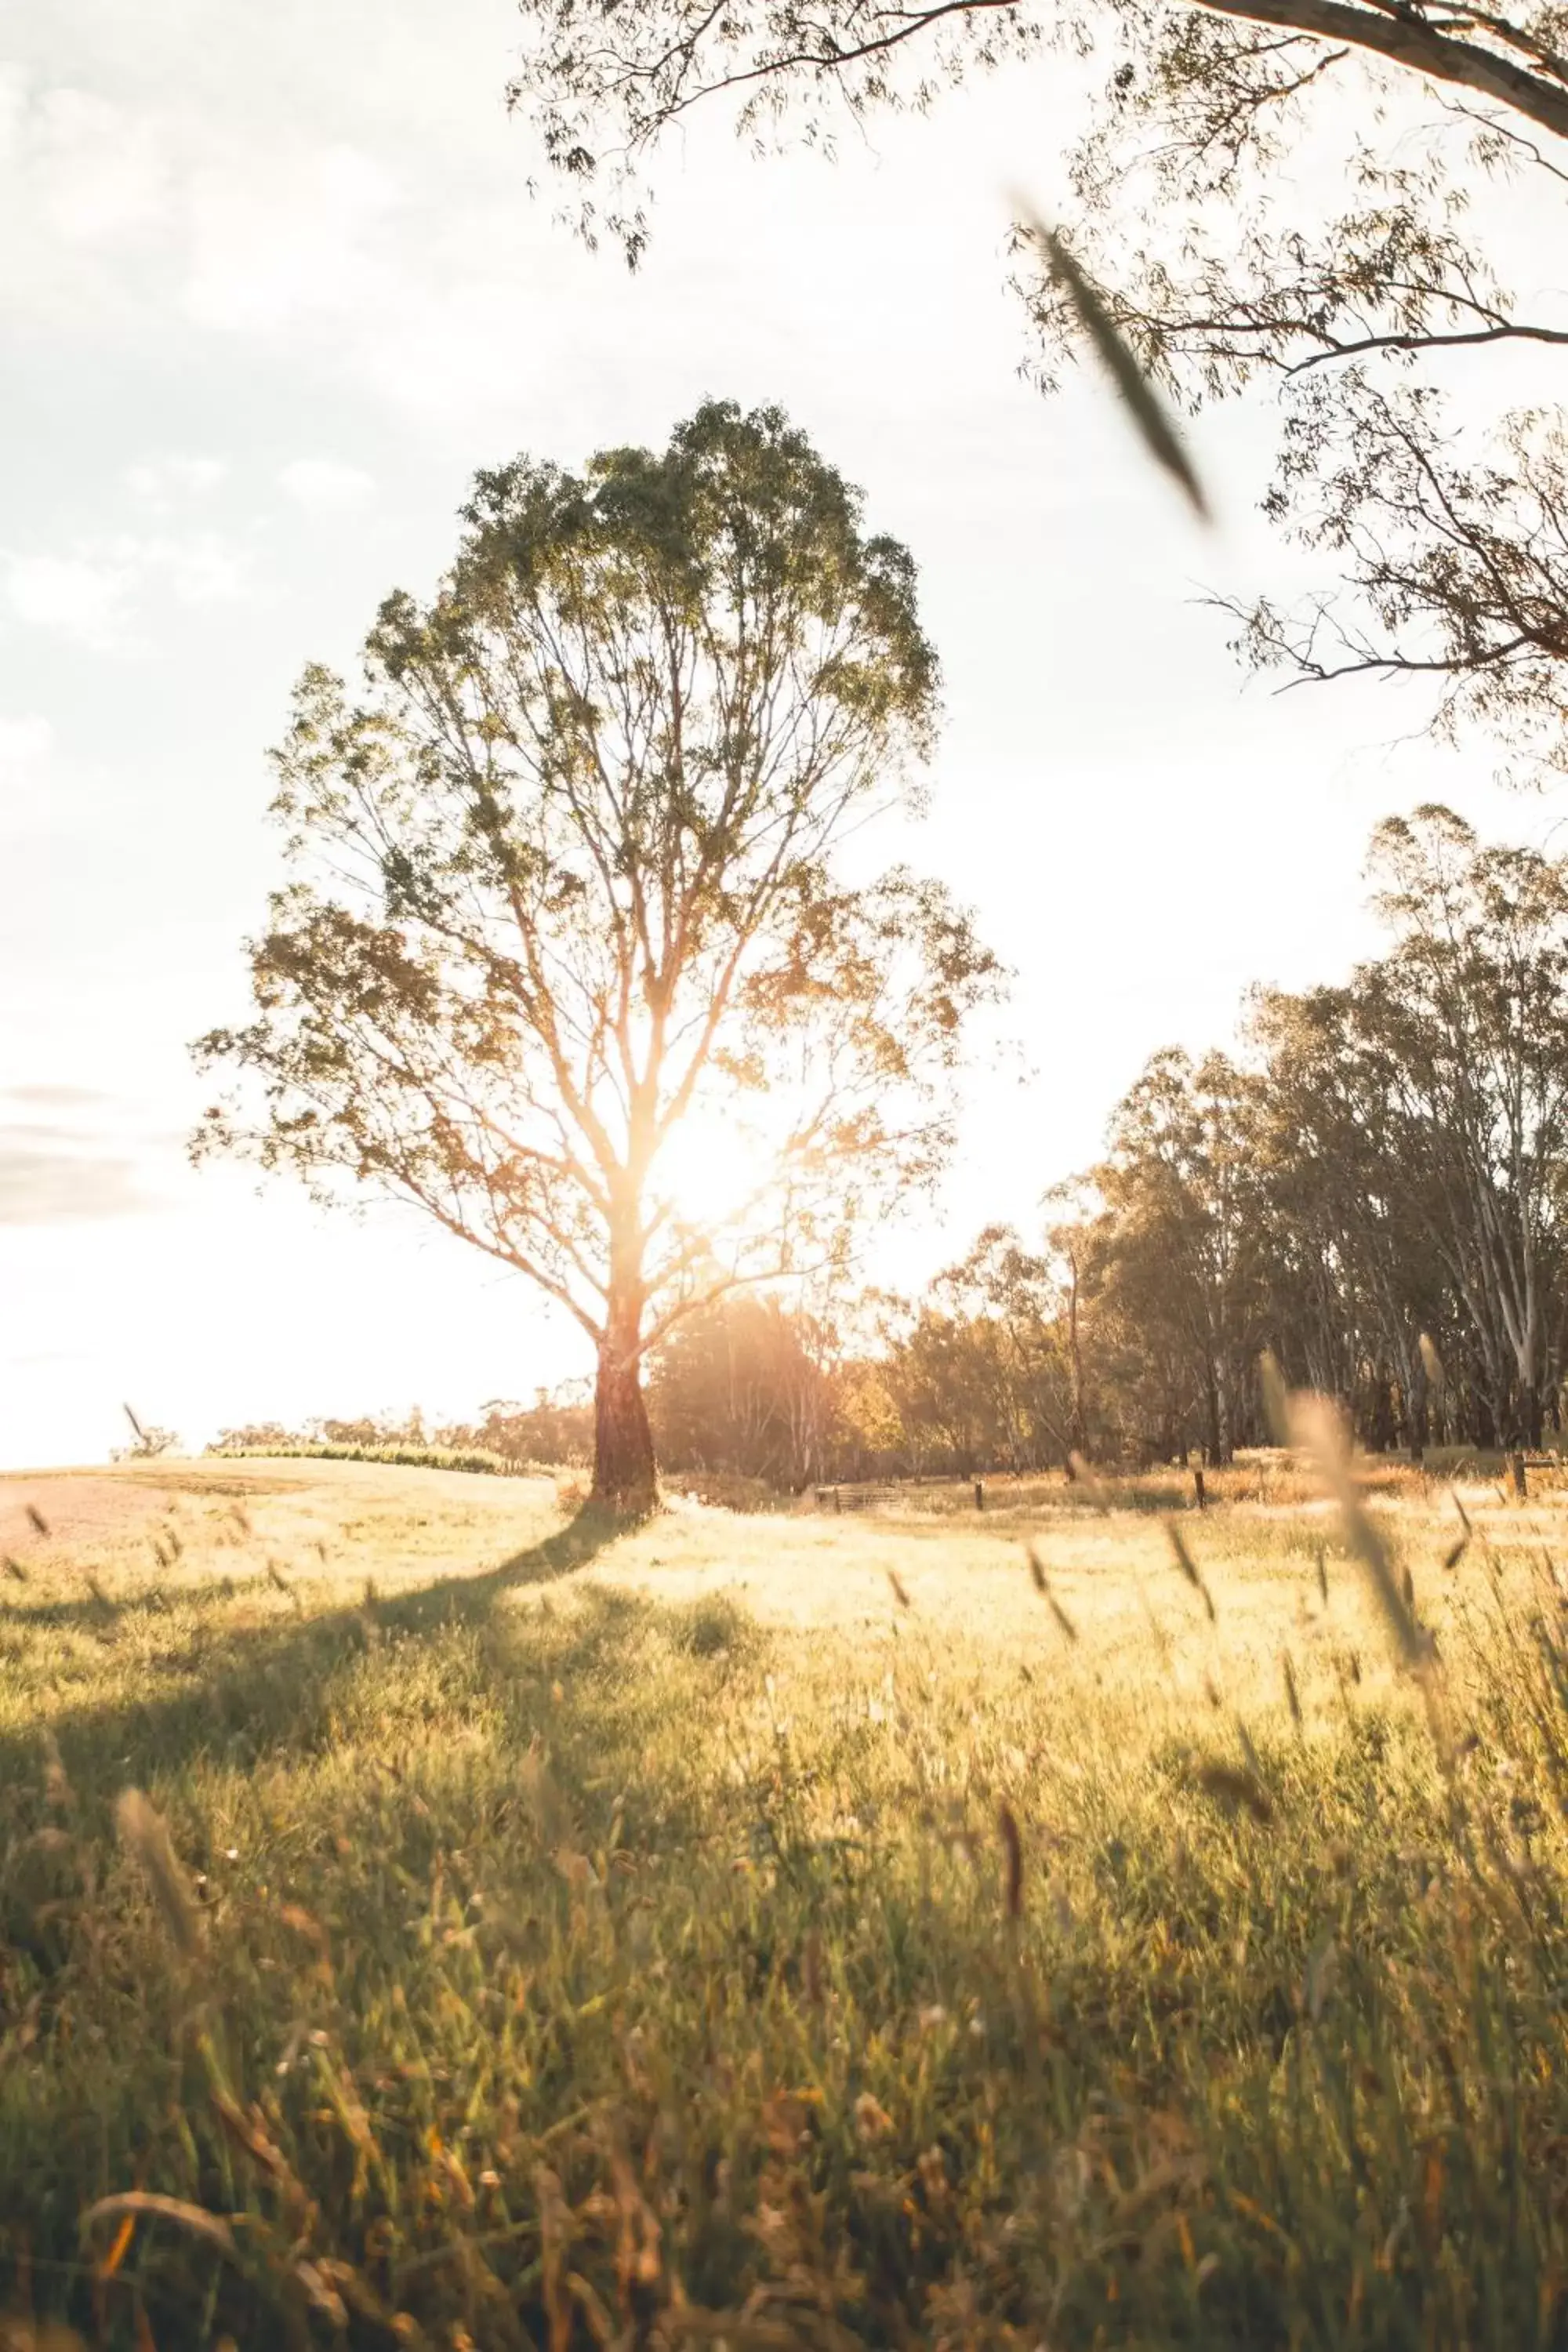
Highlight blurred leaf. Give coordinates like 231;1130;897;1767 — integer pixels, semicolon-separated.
1014;198;1213;525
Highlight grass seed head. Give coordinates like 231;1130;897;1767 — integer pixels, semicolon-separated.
42;1730;71;1809
115;1788;202;1959
1164;1519;1217;1622
1282;1652;1303;1730
1192;1761;1274;1824
1025;1544;1077;1639
521;1751;575;1852
1289;1391;1427;1669
82;2190;234;2261
997;1802;1024;1920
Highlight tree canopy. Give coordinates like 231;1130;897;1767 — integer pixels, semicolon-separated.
639;804;1568;1479
195;399;999;1511
510;0;1568;777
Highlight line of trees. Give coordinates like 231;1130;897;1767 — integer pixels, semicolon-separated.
214;801;1568;1483
197;395;1568;1498
633;799;1568;1477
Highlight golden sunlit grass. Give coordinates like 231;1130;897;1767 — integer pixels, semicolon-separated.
3;1454;1568;2346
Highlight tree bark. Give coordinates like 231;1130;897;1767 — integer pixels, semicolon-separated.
1199;0;1568;151
593;1331;657;1513
1407;1349;1430;1456
1066;1252;1089;1459
592;1225;657;1513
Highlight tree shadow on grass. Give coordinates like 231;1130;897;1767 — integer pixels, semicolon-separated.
0;1501;635;1806
380;1495;627;1622
0;1592;125;1633
0;1508;778;2347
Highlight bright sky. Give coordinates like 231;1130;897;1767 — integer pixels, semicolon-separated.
1;0;1545;1468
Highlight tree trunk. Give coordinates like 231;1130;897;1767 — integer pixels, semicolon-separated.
1066;1254;1089;1458
1407;1351;1430;1455
593;1336;656;1513
592;1238;657;1513
1373;1372;1400;1454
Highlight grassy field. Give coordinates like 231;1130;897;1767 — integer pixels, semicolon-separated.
3;1454;1568;2348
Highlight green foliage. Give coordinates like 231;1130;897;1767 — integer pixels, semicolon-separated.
222;792;1568;1490
510;0;1568;775
647;1292;836;1489
209;1439;537;1477
210;1393;597;1478
195;398;999;1508
626;811;1568;1484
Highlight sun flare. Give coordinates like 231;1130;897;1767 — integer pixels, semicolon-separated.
648;1107;780;1237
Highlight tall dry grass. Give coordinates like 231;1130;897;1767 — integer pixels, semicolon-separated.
2;1450;1567;2345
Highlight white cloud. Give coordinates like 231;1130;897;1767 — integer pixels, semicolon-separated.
125;455;228;502
0;1131;152;1224
2;553;131;646
183;143;398;333
0;65;405;355
2;1083;111;1108
153;533;249;605
0;533;249;650
277;457;376;512
41;89;169;244
0;73;171;252
0;53;540;429
0;711;66;848
0;713;56;779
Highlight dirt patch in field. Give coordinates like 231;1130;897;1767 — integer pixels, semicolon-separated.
0;1473;182;1559
0;1457;567;1599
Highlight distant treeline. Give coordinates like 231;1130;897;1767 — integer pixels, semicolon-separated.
213;809;1568;1480
208;1434;538;1479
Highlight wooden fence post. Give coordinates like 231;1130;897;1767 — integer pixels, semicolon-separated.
1193;1468;1206;1511
974;1479;985;1512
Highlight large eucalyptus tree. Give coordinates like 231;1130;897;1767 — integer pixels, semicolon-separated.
196;401;998;1512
